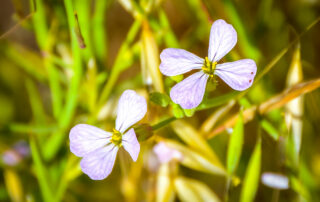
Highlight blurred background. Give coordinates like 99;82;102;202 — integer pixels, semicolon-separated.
0;0;320;201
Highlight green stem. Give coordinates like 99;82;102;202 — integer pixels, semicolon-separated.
97;20;142;108
224;177;231;202
151;117;176;131
32;0;62;118
43;0;83;160
92;0;113;62
30;136;54;202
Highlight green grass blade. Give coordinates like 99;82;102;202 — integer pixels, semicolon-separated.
227;112;244;174
240;138;261;202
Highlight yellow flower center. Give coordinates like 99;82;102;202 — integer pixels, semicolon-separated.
111;128;122;147
201;57;217;80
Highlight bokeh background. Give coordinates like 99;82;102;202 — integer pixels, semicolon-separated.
0;0;320;201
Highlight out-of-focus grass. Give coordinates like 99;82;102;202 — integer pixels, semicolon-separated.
0;0;320;201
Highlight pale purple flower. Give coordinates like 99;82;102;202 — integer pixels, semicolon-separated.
69;90;147;180
160;19;257;109
261;172;289;190
1;140;30;166
2;150;21;166
153;142;183;163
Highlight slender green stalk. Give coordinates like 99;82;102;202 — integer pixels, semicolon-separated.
59;0;82;129
43;0;83;160
32;0;62;118
254;17;320;84
223;0;261;61
151;117;176;131
158;9;179;48
9;123;58;134
97;20;142;108
30;136;54;202
92;0;113;62
224;177;231;202
26;79;54;202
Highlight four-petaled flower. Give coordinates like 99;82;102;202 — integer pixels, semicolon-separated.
160;19;257;109
69;90;147;180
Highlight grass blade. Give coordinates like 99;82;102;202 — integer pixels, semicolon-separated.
240;138;261;202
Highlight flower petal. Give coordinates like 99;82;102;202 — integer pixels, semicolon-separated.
215;59;257;91
69;124;111;157
170;71;209;109
80;145;119;180
122;128;140;161
153;142;183;164
115;90;147;133
261;172;289;190
160;48;204;76
208;19;237;62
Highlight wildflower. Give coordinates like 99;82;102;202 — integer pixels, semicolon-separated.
160;19;257;109
1;140;30;166
261;172;289;190
2;150;21;166
69;90;147;180
153;142;183;163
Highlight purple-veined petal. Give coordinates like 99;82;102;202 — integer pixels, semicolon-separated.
215;59;257;91
208;19;237;62
122;128;140;161
115;90;147;133
69;124;111;157
170;71;209;109
153;142;183;164
160;48;204;76
80;145;119;180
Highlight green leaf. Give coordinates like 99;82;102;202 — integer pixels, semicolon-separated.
174;176;220;202
171;120;223;167
290;177;310;200
184;108;196;117
240;139;261;202
227;112;244;174
238;97;251;109
260;119;279;141
164;140;225;175
149;92;170;107
30;136;54;202
170;74;183;83
172;103;184;119
198;91;239;110
156;164;175;202
159;9;179;48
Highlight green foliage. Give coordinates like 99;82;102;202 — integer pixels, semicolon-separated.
227;112;244;174
150;92;170;107
240;138;261;202
1;0;320;201
260;119;279;140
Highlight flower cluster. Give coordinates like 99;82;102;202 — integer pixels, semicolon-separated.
69;19;257;180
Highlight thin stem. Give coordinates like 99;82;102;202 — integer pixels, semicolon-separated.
97;20;142;108
224;176;231;202
151;117;176;131
271;189;280;202
30;136;54;202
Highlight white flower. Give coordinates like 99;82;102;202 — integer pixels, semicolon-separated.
261;172;289;190
153;142;183;163
69;90;147;180
160;19;257;109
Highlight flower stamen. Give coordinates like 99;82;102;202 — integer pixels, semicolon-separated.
111;128;122;147
202;57;217;80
